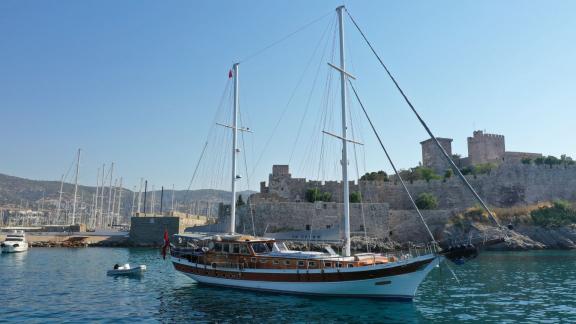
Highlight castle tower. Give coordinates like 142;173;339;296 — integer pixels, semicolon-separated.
467;130;505;165
420;138;453;174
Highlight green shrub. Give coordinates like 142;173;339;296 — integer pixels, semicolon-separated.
349;191;362;203
305;188;332;202
474;163;497;175
531;200;576;227
415;192;438;210
360;171;389;181
521;158;532;165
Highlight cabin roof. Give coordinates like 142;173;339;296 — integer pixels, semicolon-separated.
174;232;274;243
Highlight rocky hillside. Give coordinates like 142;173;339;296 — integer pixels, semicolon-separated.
0;173;255;212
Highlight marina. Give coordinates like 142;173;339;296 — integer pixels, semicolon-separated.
1;248;576;322
2;1;576;322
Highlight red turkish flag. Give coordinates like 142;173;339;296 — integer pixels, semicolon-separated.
162;229;170;260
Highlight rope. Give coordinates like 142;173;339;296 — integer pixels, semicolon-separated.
250;15;335;179
345;9;502;229
239;11;333;63
348;80;437;244
185;141;209;194
239;110;256;236
347;83;370;252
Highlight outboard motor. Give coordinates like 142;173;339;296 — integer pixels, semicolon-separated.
443;244;479;265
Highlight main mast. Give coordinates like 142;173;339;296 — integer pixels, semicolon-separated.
336;6;351;256
230;63;239;234
71;148;81;225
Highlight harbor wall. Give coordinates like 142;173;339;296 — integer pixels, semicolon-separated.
129;216;208;246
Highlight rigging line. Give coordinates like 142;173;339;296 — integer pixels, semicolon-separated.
239;108;256;236
289;16;336;164
239;10;334;64
249;15;335;180
346;9;502;229
185;141;209;195
348;80;437;244
347;83;370;253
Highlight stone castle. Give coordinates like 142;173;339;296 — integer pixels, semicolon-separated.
421;130;542;174
230;130;576;239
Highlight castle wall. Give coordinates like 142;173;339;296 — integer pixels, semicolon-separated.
503;152;543;164
260;163;576;209
236;202;454;243
237;202;389;237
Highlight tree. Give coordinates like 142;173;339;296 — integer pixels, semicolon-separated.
544;155;560;168
305;188;321;203
350;191;362;203
360;171;389;181
521;157;532;165
305;188;332;202
534;157;545;166
561;154;575;167
236;194;245;207
415;193;438;210
417;167;441;183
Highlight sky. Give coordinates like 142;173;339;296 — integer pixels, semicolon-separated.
1;0;575;192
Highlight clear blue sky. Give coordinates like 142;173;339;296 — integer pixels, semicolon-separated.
1;0;575;192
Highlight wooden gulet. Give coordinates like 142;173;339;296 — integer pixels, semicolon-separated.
171;5;440;300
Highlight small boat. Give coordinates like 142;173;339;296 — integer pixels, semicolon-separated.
1;230;29;253
107;263;147;276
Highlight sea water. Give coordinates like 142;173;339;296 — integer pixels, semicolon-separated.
1;248;575;323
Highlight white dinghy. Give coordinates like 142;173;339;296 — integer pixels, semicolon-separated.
107;263;146;276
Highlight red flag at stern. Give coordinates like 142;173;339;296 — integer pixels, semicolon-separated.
162;229;170;260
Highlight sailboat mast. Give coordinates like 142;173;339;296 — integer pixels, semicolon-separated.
336;6;351;257
229;63;239;234
71;148;81;225
107;162;114;228
56;174;64;225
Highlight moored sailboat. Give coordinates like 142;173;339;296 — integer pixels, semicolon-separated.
171;6;443;299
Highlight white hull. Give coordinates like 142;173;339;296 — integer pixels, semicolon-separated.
1;243;28;253
174;255;440;300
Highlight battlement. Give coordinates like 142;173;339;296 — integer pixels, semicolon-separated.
469;130;505;141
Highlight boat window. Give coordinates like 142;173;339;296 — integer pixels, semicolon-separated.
222;243;230;253
336;262;343;268
259;259;267;263
347;264;354;268
273;260;279;265
308;261;316;267
239;245;249;255
297;260;305;267
284;260;291;265
251;243;269;254
251;257;256;263
5;238;23;242
214;243;222;252
233;244;240;254
324;262;332;267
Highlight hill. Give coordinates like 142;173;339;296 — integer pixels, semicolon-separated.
0;173;255;214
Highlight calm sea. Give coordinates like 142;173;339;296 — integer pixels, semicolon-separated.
1;248;575;323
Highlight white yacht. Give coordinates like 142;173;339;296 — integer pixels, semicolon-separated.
1;230;29;253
